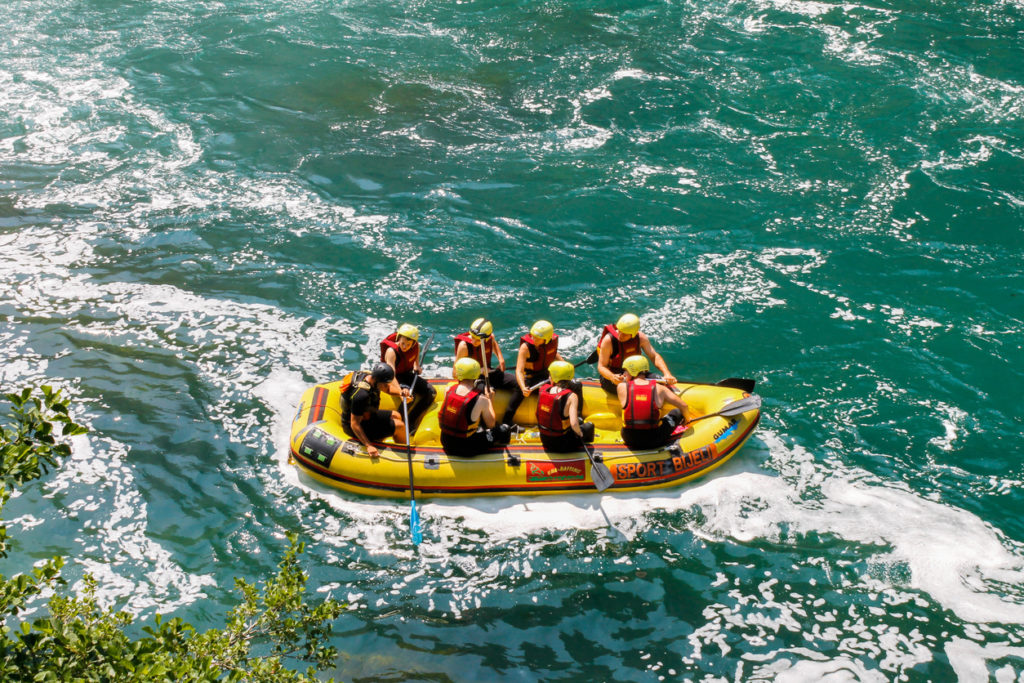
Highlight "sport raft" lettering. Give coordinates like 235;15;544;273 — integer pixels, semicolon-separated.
614;443;719;481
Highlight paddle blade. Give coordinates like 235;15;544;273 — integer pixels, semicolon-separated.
716;377;756;392
410;500;423;545
575;350;599;367
591;461;614;492
718;394;761;416
685;394;762;425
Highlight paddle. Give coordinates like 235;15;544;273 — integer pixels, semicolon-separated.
574;349;598;367
400;398;423;546
713;377;756;392
478;341;492;395
584;443;614;492
399;332;433;546
408;333;434;391
684;394;761;426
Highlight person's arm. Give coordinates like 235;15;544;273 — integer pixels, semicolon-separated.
383;348;410;397
565;393;583;437
493;341;506;372
641;334;676;385
515;344;532;395
598;335;624;385
348;394;379;457
474;394;496;428
658;385;690;420
616;381;629;409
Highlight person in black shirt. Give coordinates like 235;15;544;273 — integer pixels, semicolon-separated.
341;363;407;457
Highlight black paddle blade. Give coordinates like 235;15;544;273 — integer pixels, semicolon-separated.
575;349;599;367
584;445;614;491
591;461;614;491
716;377;756;392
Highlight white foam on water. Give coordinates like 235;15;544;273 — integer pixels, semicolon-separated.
946;638;1024;682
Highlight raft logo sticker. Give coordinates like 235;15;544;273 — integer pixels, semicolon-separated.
298;427;341;468
614;443;718;481
526;461;586;483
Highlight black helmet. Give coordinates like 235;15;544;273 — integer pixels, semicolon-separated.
370;363;395;384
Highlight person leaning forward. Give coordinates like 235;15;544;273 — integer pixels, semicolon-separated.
597;313;677;394
380;323;437;431
616;355;693;451
452;318;516;392
439;358;511;457
340;363;407;458
502;320;569;426
536;361;595;453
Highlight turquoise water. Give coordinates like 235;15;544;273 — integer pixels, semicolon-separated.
2;0;1023;679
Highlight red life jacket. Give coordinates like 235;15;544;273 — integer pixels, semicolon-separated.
597;324;642;372
380;333;419;375
520;333;559;373
536;383;573;437
623;380;659;429
453;332;495;369
439;384;481;438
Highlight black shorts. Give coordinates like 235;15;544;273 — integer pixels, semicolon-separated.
621;409;682;451
343;409;396;442
475;369;516;392
441;425;511;457
540;422;595;453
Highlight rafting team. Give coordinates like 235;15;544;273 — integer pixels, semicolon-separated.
341;314;695;458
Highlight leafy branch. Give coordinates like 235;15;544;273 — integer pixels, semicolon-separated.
0;386;344;681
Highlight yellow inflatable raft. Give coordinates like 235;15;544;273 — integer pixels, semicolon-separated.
289;377;760;498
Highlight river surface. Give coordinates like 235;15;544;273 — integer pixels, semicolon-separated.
2;0;1023;680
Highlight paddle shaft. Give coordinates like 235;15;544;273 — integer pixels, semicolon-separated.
478;342;492;394
401;397;421;545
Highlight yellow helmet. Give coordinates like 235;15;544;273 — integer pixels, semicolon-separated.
622;354;649;377
454;357;482;381
469;318;493;339
616;313;640;336
548;360;574;383
530;320;554;343
397;323;419;341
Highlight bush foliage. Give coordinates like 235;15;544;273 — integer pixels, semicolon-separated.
0;386;342;681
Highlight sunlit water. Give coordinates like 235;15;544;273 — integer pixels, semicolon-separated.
2;0;1023;679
